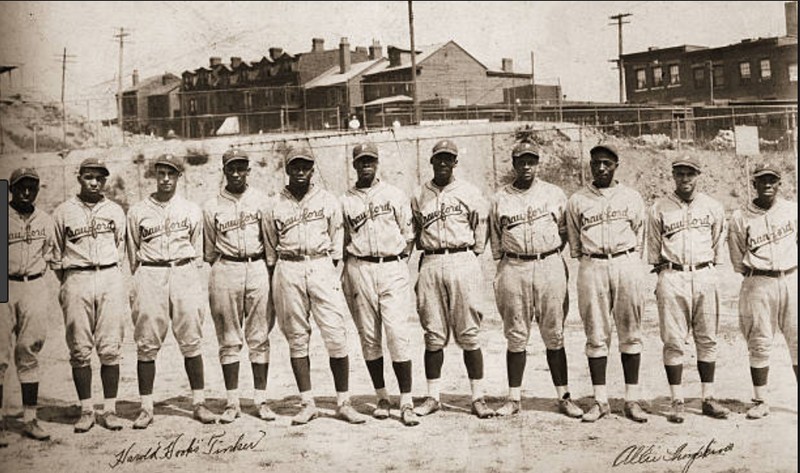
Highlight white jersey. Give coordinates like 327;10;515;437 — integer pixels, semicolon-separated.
728;197;798;273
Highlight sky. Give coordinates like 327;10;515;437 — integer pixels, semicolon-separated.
0;1;792;116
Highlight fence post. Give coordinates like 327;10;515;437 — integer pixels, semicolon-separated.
415;137;421;186
578;125;585;186
637;108;642;136
491;132;497;189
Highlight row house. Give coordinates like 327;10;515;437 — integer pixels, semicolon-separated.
119;71;181;136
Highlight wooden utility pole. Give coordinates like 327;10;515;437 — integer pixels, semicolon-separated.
408;0;420;124
115;27;130;143
55;48;77;146
530;51;536;122
609;13;632;104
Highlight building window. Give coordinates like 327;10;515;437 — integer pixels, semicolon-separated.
713;65;725;88
693;67;705;89
635;68;647;90
739;61;751;81
760;59;771;79
653;66;663;87
790;63;798;82
669;64;680;85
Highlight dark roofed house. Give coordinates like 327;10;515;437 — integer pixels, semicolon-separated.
118;70;181;136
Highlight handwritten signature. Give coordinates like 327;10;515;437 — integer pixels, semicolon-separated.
109;430;266;469
613;438;734;473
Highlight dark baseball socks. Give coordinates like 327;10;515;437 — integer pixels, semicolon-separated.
546;348;573;400
252;362;269;406
137;360;156;413
587;356;609;404
100;364;120;415
463;349;485;401
72;365;93;413
222;362;241;408
366;357;389;403
392;360;414;407
424;349;444;401
697;360;716;400
621;353;641;401
329;356;351;407
184;355;206;406
506;350;526;402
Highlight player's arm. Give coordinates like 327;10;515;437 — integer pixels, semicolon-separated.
50;208;66;283
646;204;664;271
471;191;489;255
340;198;353;258
631;192;646;258
727;211;747;274
328;196;344;266
126;207;141;274
565;197;582;259
202;206;219;265
395;193;415;258
189;206;205;268
556;189;569;250
113;206;127;266
263;205;279;270
411;192;424;251
710;201;728;266
488;197;502;261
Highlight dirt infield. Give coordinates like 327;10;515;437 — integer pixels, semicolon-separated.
1;122;797;472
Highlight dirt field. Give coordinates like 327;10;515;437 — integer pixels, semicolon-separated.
1;122;797;473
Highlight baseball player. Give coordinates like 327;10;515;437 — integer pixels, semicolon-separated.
1;168;54;443
648;157;730;424
489;143;583;419
264;147;367;425
203;149;275;424
51;157;128;433
127;154;216;429
565;144;647;423
728;163;797;419
340;142;420;427
412;139;495;419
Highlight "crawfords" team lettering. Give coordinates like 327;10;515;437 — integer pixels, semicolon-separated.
277;208;326;234
216;211;261;233
500;204;552;230
9;226;47;245
581;207;632;229
65;218;116;241
140;217;192;242
421;202;464;229
747;220;795;251
348;201;393;232
662;214;713;238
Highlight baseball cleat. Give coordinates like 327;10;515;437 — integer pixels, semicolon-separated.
400;404;420;426
0;429;8;448
74;410;95;433
624;401;648;423
97;412;124;431
495;400;520;417
373;398;391;420
667;399;685;424
219;405;241;424
701;398;730;419
22;419;50;441
193;403;218;424
471;398;496;419
133;410;154;429
337;400;368;424
581;401;610;423
558;394;584;418
258;403;277;421
415;397;441;416
291;402;319;425
746;399;770;420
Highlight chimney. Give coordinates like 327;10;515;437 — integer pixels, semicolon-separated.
132;69;139;87
369;40;383;60
339;37;351;74
209;56;222;67
162;73;169;85
269;47;283;61
312;37;325;52
231;57;242;69
501;58;513;73
786;1;798;37
388;46;402;68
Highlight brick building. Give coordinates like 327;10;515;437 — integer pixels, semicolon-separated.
119;71;181;136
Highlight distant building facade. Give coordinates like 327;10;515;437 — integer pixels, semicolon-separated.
119;71;181;136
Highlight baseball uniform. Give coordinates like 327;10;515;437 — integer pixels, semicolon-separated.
127;194;206;362
412;178;490;352
566;182;645;358
490;179;568;353
203;186;273;365
51;196;127;368
729;197;797;368
341;179;415;363
1;206;55;384
647;192;727;366
264;184;349;359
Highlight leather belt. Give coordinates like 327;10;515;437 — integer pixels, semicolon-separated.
220;254;264;263
745;267;797;278
278;253;328;262
423;246;472;256
587;248;635;259
654;261;713;273
141;258;193;268
505;248;560;261
353;254;403;263
68;263;118;272
9;272;44;282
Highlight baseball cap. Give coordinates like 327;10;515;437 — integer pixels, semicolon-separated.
10;167;40;186
590;144;619;161
431;139;458;158
154;153;185;173
352;142;379;161
671;156;701;173
79;157;110;176
752;163;781;179
286;147;316;165
512;142;540;159
222;148;249;166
